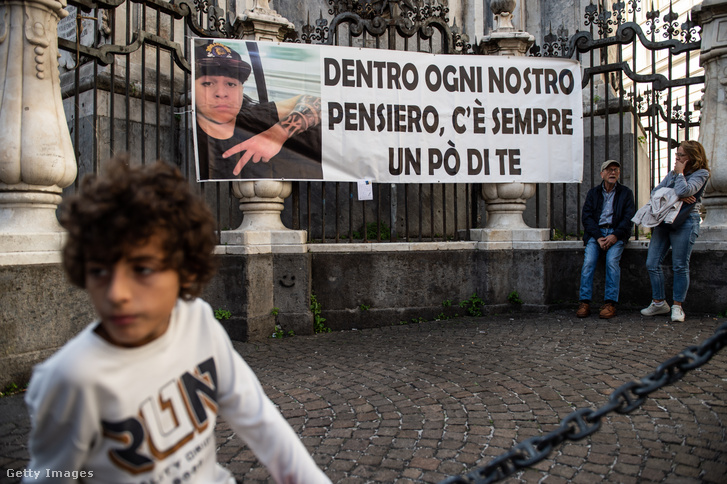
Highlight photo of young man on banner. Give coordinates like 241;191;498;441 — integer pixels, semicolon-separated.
193;39;583;184
193;39;323;181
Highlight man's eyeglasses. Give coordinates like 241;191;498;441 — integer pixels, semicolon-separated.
603;167;620;173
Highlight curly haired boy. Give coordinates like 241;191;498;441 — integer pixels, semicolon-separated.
23;159;331;483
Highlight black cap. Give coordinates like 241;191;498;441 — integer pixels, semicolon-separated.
195;41;252;84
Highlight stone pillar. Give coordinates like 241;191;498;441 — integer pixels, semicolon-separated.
224;1;300;245
470;0;549;243
221;3;310;341
0;0;77;264
221;180;306;245
693;0;727;240
229;0;294;41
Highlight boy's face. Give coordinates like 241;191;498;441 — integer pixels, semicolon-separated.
85;233;181;348
195;74;244;126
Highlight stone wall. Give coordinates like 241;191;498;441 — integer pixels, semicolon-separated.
3;241;726;389
0;265;95;389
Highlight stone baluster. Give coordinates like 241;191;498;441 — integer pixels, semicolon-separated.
221;180;306;246
230;0;294;41
221;2;310;341
470;0;549;243
0;0;77;264
693;0;727;241
223;0;301;247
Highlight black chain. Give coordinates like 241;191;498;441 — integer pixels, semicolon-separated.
438;322;727;484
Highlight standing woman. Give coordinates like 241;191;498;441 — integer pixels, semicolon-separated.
641;140;710;322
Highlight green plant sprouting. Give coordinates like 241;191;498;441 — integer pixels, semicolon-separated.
459;293;485;317
352;222;391;240
271;325;295;338
437;299;454;320
0;382;27;397
214;308;232;321
311;294;332;333
508;291;523;305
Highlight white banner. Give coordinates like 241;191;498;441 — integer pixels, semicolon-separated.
192;39;583;183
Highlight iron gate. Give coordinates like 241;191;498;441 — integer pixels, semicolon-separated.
57;0;704;242
530;0;703;240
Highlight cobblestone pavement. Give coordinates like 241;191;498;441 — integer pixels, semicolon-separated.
2;310;726;483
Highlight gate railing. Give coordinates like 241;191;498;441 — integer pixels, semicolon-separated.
284;0;478;242
58;0;479;241
57;0;704;242
530;0;703;240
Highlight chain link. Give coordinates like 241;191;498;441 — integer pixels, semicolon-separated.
438;322;727;484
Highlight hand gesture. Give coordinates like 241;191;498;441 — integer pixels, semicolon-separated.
224;125;288;176
674;158;688;174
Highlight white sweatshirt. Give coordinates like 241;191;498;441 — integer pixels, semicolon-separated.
24;298;331;484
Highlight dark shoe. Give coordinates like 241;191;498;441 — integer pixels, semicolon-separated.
599;303;617;319
576;302;591;318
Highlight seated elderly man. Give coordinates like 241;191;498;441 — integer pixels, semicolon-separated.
576;160;635;319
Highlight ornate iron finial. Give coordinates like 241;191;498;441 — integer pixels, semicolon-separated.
298;10;330;44
613;1;626;26
542;22;569;57
528;41;542;57
663;7;679;39
584;2;598;27
645;2;660;36
450;20;472;54
584;1;615;37
680;12;700;44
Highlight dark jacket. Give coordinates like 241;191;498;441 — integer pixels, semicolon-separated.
197;100;322;181
582;181;635;244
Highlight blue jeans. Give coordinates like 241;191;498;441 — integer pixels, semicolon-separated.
646;212;700;303
579;228;625;303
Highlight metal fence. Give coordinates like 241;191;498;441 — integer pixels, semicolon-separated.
58;0;703;242
532;0;703;240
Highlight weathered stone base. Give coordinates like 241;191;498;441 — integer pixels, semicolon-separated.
3;241;727;388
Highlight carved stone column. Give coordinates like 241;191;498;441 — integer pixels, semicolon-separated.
221;3;309;342
693;0;727;240
230;0;294;41
223;0;301;246
470;0;548;243
221;180;305;245
0;0;77;263
480;183;536;230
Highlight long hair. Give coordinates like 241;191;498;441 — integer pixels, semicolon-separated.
680;140;710;173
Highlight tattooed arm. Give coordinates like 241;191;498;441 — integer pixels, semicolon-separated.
225;95;321;175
